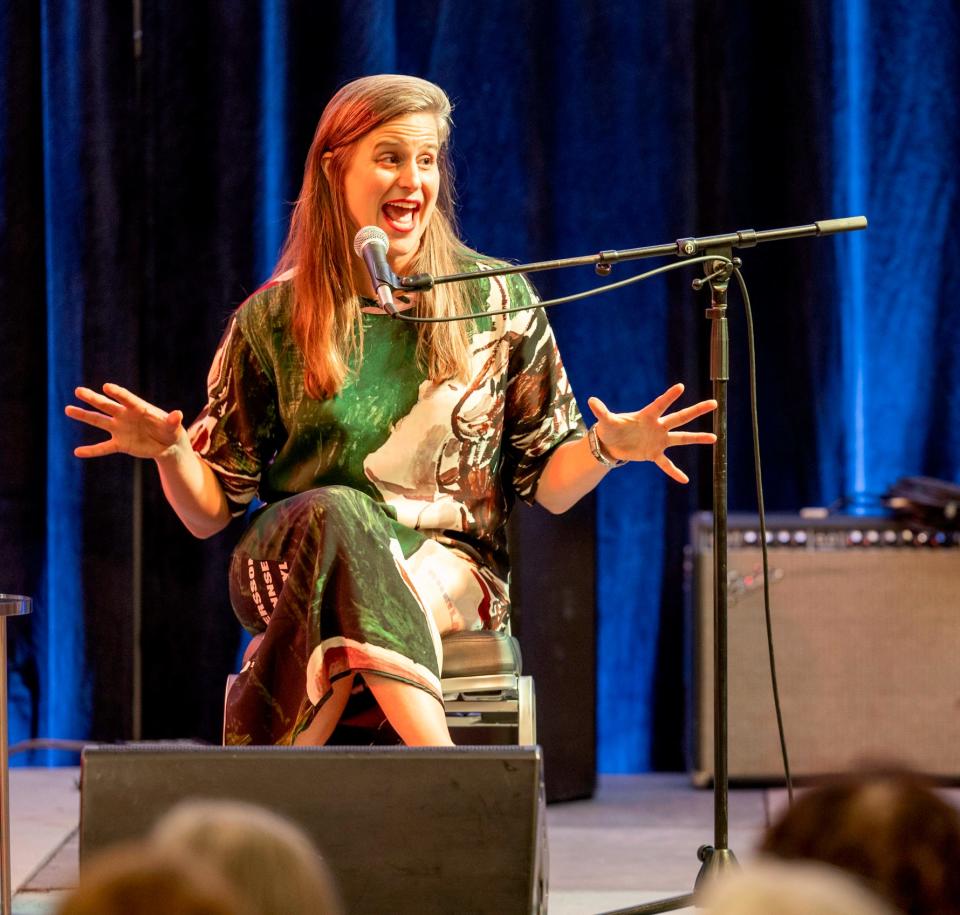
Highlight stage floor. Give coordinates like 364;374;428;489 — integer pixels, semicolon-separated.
16;768;958;914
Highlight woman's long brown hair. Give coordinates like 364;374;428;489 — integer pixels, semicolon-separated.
273;74;474;399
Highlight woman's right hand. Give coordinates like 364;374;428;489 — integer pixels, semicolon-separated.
65;383;186;460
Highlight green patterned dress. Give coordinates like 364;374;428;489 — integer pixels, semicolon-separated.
190;263;584;745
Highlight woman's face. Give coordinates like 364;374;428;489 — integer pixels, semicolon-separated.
339;112;442;277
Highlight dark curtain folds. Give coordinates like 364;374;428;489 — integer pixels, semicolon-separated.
2;1;958;772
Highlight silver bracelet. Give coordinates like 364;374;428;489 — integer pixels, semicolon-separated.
588;424;628;468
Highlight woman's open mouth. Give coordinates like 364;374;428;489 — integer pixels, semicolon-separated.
382;199;421;233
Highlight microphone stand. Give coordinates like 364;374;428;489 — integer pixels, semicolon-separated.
399;217;866;914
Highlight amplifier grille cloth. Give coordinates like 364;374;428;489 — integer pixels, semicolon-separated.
691;547;960;781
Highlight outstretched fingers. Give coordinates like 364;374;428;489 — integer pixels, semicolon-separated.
649;382;686;416
586;395;612;422
617;383;687;422
101;382;181;428
661;398;718;430
64;404;114;432
73;386;122;416
668;430;717;447
102;382;154;415
66;381;185;461
73;440;119;459
655;453;689;484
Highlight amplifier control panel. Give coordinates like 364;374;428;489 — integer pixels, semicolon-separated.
690;512;960;551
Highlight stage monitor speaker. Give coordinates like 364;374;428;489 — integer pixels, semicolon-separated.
687;512;960;783
80;744;547;915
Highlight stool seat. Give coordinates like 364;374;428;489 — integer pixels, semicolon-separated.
440;630;522;678
440;629;535;745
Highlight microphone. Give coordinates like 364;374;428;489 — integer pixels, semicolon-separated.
353;226;398;316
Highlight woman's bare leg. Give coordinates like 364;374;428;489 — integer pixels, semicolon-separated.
363;673;454;746
293;674;355;746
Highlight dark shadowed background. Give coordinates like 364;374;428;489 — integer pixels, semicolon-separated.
1;0;957;772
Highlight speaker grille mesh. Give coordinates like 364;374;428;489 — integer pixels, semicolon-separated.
689;517;960;781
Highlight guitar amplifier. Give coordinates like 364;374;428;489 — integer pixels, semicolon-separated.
687;512;960;783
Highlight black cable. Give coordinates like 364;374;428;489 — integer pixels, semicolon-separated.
391;255;727;323
733;266;795;805
394;252;797;800
395;251;796;802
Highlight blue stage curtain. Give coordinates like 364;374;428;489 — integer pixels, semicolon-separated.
37;0;90;761
2;1;957;772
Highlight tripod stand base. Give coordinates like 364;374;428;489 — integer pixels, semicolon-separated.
694;844;739;895
595;844;739;914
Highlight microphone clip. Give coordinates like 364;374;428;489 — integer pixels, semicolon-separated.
399;273;435;292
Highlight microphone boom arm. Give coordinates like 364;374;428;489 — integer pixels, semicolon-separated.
398;216;867;291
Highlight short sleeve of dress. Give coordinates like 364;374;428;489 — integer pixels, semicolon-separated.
502;278;585;503
187;313;282;516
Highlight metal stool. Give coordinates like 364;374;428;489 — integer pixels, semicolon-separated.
441;629;535;745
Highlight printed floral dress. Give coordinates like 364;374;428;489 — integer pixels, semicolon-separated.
189;262;584;745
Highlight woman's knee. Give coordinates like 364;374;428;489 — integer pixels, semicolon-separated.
286;485;372;525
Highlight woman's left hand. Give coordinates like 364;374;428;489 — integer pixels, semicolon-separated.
588;383;718;484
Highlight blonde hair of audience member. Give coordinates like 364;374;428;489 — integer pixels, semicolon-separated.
57;841;249;915
706;860;897;915
760;766;960;915
151;799;343;915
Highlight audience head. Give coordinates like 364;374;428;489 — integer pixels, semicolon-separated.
706;859;896;915
57;842;247;915
760;766;960;915
151;798;343;915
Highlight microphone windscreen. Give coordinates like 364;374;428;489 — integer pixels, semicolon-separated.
353;225;389;257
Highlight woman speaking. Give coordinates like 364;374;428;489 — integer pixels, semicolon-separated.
65;75;716;748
